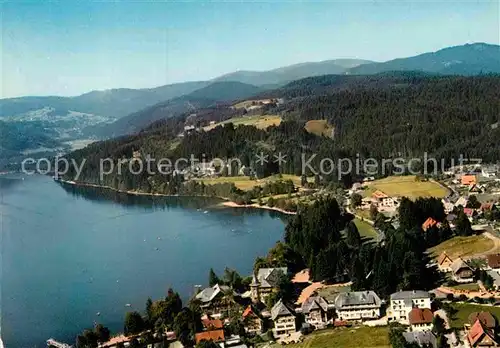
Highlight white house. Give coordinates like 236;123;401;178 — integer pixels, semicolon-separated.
334;291;381;321
409;307;434;332
271;299;297;338
388;290;431;325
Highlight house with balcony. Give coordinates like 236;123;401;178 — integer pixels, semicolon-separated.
451;258;474;283
195;283;234;317
388;290;431;324
271;299;297;338
299;295;329;329
437;252;454;273
242;305;264;334
334;291;382;321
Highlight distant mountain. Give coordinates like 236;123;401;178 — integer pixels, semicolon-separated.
88;81;264;137
0;81;210;118
349;43;500;75
213;59;374;86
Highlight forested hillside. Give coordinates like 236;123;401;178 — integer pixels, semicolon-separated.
87;81;264;137
62;73;500;195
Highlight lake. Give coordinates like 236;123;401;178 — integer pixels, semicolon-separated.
0;174;286;347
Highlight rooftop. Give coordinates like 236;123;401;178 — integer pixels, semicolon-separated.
195;329;225;344
403;331;437;348
409;307;433;325
335;291;381;308
195;284;231;303
271;299;295;320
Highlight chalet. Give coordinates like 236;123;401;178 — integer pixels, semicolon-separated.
250;267;288;303
271;299;297;338
195;284;234;316
388;290;431;324
422;217;441;232
242;305;264;334
462;175;478;186
195;329;225;345
299;296;329;329
409;307;434;332
334;291;382;321
450;258;474;283
436;252;454;272
371;190;397;208
467;319;500;347
403;331;437;348
487;254;500;273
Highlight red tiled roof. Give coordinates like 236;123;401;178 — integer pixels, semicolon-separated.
195;329;225;344
422;217;439;231
409;308;433;325
463;208;476;217
462;175;477;185
242;306;253;318
468;311;496;329
468;319;497;347
202;318;223;330
487;254;500;269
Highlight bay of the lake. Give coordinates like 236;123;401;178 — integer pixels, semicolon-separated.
0;174;286;347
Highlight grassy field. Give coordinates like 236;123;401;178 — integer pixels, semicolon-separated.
449;303;500;329
193;174;310;191
428;235;494;259
450;283;480;291
270;327;390;348
233;99;274;109
353;218;378;239
304;120;334;138
203;115;281;131
362;176;449;200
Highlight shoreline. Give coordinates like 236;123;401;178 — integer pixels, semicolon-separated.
56;178;296;215
221;201;297;215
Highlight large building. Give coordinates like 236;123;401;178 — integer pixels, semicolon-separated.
334;291;382;321
388;290;431;324
250;267;288;303
195;284;234;316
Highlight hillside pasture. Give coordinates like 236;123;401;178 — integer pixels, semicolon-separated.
304;120;334;138
203;114;281;131
362;175;449;200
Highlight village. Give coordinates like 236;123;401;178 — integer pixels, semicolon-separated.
50;164;500;348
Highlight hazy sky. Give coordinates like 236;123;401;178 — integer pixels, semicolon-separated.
1;0;499;98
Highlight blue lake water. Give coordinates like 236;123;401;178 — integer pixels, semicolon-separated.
0;174;286;347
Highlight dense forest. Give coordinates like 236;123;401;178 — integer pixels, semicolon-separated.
61;73;500;196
